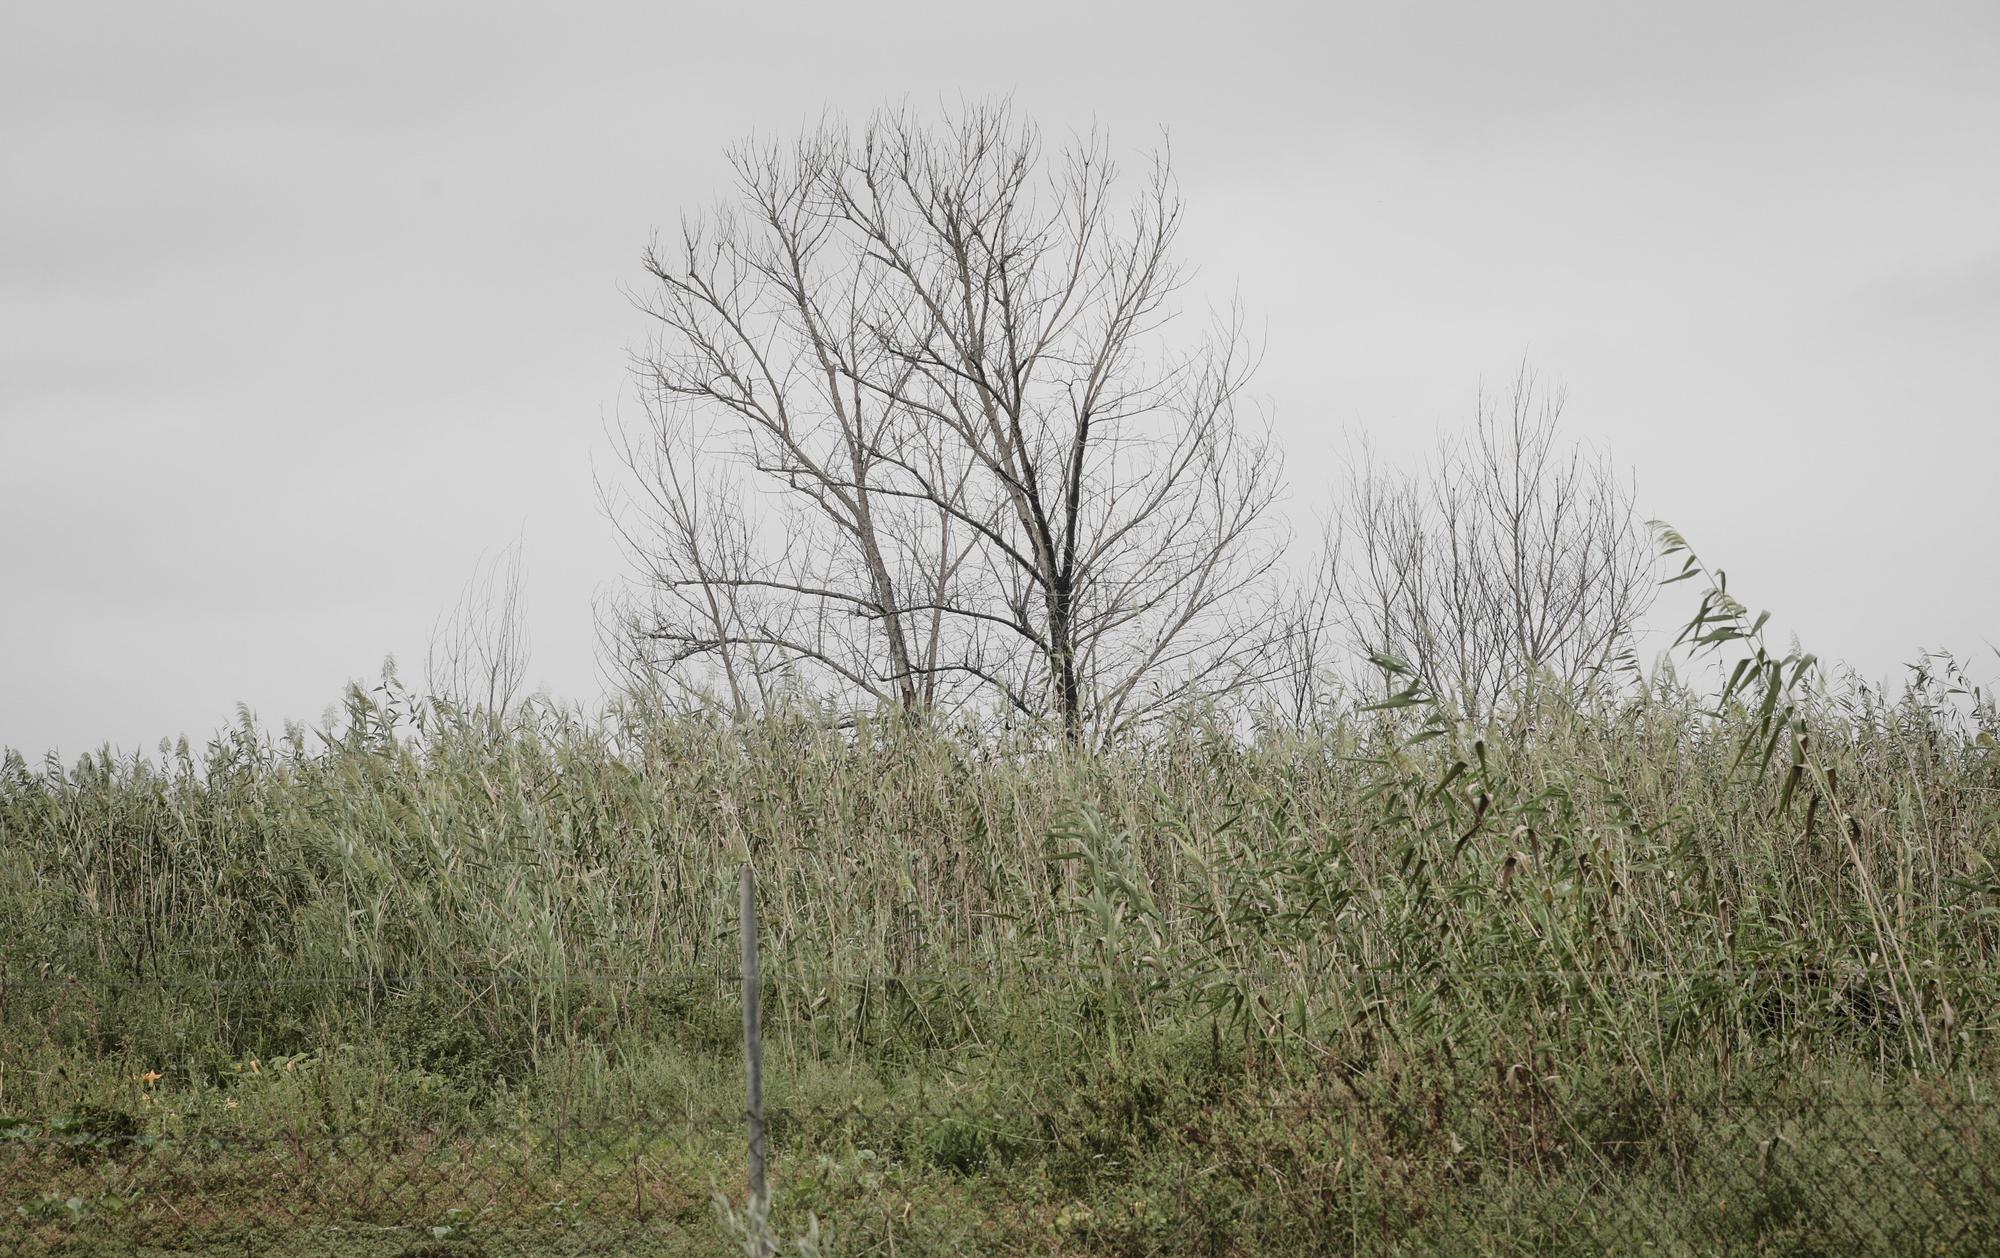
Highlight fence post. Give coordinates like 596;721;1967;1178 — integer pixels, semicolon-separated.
740;864;769;1235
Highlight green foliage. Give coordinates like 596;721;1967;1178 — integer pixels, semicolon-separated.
376;986;530;1090
4;1106;144;1166
2;532;1998;1251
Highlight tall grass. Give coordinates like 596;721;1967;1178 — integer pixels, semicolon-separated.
4;554;1998;1252
3;586;1995;1078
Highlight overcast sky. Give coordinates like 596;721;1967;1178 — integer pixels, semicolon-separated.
4;1;1996;759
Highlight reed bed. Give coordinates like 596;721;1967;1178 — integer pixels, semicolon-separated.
3;609;1997;1252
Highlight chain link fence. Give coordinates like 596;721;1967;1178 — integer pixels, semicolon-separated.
5;947;1996;1253
6;1086;1998;1254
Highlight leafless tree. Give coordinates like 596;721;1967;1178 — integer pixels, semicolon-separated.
1321;369;1653;718
606;104;1287;741
1257;558;1345;731
427;538;531;723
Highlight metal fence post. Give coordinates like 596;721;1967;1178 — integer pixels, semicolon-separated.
740;864;769;1233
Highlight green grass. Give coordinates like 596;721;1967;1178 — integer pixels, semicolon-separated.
3;561;1998;1252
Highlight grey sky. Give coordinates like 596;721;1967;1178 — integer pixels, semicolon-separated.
4;1;1996;759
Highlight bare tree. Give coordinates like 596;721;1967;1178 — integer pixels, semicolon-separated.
427;538;531;722
1258;556;1345;731
607;104;1287;741
1322;369;1653;717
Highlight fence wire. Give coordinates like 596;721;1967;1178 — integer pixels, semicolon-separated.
4;969;1996;1254
6;1090;1997;1254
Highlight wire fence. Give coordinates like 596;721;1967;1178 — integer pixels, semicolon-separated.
5;1089;1998;1254
5;872;1997;1253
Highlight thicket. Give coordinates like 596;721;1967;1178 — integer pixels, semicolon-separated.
3;555;1997;1253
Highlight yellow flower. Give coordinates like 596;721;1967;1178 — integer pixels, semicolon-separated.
140;1070;163;1086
